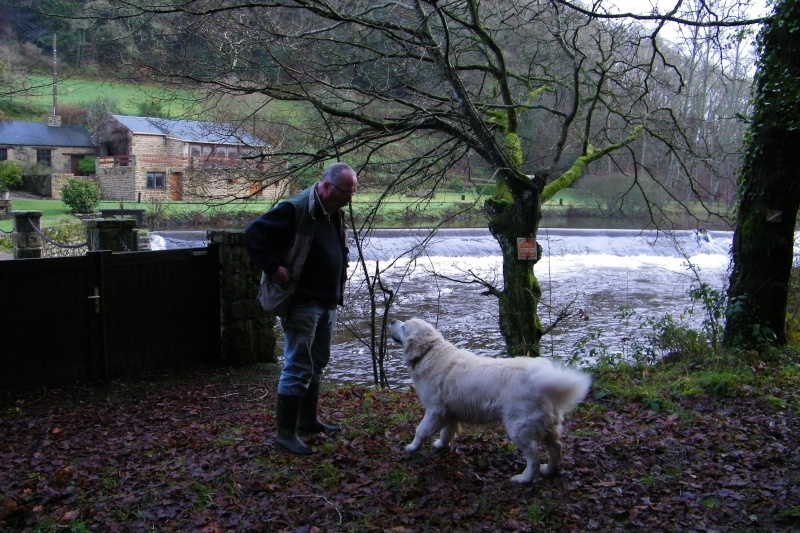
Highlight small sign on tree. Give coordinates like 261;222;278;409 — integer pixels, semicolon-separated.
517;238;538;261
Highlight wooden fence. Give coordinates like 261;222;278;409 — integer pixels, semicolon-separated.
0;246;221;391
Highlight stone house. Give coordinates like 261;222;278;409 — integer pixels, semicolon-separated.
0;120;95;198
93;115;281;202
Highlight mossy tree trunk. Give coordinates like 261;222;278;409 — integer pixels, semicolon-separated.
485;178;544;357
724;0;800;347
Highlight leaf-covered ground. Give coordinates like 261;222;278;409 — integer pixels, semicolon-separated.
1;364;798;532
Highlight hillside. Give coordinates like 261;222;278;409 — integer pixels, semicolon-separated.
0;75;198;123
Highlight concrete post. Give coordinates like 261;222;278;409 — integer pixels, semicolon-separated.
208;230;277;365
84;219;137;252
12;210;43;259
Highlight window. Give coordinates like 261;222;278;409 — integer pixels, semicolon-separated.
146;172;166;190
0;148;7;161
36;149;52;167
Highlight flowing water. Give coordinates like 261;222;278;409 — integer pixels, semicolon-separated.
330;227;733;386
156;227;734;387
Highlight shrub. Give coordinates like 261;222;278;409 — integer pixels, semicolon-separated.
449;179;464;192
77;156;96;175
0;160;23;192
62;178;101;214
58;105;89;126
136;100;167;118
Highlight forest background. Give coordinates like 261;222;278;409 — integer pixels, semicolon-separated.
0;0;760;230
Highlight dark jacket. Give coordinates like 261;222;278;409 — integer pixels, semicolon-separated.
244;185;349;308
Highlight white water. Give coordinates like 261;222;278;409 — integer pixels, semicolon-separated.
153;228;736;386
328;228;733;386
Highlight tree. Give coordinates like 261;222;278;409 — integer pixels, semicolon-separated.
724;0;800;347
83;0;763;356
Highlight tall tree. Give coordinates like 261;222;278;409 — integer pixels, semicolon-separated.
83;0;761;356
725;0;800;347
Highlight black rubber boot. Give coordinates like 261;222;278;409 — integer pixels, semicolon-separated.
298;382;341;434
275;394;314;455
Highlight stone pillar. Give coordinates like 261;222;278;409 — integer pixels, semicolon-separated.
84;219;137;252
134;229;151;251
12;210;43;259
208;230;277;365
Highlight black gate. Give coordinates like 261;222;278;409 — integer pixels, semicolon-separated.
0;246;221;390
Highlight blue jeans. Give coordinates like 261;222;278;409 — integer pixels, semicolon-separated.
278;302;337;396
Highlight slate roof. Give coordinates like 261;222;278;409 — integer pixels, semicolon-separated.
0;121;94;148
110;115;267;147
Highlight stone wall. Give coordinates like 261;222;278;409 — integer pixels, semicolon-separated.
50;175;104;203
209;229;277;365
131;134;170;157
95;166;136;201
6;145;93;175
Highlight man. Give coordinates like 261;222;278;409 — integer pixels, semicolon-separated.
245;162;357;455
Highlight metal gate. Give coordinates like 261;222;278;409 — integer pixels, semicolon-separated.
0;245;221;390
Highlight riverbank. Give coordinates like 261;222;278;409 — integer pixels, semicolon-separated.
1;357;797;532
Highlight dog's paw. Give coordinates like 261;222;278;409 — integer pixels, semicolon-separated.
510;473;534;484
432;439;448;449
405;443;420;453
539;463;560;478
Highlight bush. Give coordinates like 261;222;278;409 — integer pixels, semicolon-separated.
62;178;101;214
0;160;23;192
77;156;96;175
136;100;167;118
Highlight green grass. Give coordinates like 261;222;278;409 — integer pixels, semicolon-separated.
0;190;498;231
0;188;600;255
4;76;200;120
589;349;800;410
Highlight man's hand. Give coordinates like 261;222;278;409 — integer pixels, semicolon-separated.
271;266;290;284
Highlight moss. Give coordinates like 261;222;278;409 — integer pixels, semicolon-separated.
542;126;643;201
505;132;523;167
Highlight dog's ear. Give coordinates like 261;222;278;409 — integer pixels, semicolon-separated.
402;319;434;366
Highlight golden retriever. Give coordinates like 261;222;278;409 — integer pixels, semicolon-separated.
390;317;591;484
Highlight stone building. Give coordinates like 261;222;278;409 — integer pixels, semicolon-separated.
93;115;283;202
0;120;95;198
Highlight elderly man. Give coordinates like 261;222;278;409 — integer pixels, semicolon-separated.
245;162;358;455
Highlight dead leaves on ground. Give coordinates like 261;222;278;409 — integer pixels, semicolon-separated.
1;365;798;532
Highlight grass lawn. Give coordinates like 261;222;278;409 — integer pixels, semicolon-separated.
0;190;497;232
5;76;201;119
2;187;664;254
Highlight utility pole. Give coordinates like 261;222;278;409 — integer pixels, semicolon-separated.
48;34;61;127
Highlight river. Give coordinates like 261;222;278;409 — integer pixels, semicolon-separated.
155;227;735;387
329;227;731;386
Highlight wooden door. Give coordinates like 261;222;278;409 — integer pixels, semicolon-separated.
169;172;183;200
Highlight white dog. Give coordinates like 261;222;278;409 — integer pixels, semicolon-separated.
389;317;591;484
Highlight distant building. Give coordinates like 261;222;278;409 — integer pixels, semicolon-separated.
93;115;282;202
0;121;95;197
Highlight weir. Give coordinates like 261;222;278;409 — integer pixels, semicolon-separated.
351;228;732;261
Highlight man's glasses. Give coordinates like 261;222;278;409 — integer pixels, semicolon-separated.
330;182;356;198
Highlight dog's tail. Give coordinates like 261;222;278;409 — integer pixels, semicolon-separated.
539;364;592;414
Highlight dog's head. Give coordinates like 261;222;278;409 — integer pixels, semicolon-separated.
390;318;441;366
